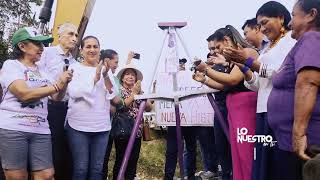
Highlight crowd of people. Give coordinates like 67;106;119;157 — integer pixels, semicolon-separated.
0;0;320;180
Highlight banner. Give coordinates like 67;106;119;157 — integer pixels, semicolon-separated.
165;27;179;73
155;71;215;126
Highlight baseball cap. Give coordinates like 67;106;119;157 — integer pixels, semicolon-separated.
12;27;53;46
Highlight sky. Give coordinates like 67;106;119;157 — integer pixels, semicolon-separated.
34;0;296;91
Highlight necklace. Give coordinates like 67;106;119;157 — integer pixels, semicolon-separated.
267;31;287;51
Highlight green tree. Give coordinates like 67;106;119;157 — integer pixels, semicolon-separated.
0;0;42;65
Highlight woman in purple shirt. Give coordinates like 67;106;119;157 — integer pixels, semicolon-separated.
267;0;320;179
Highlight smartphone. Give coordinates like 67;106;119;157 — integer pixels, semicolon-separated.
133;53;140;59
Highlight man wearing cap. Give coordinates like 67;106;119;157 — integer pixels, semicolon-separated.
0;26;73;180
37;22;78;180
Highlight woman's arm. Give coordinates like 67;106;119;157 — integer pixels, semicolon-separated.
9;80;57;102
293;68;320;160
244;71;260;92
205;65;244;86
103;74;113;93
192;71;224;90
10;69;73;102
145;100;153;112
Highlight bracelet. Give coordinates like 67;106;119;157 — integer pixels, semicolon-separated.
240;66;250;74
244;57;254;68
202;77;209;84
260;63;268;78
52;84;59;92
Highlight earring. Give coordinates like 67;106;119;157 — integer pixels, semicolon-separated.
280;20;285;36
280;26;285;36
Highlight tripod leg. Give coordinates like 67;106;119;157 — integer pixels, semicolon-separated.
174;98;184;178
176;29;192;63
207;93;229;142
148;30;169;93
117;101;147;180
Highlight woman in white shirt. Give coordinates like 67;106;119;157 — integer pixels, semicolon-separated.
65;36;117;180
0;27;72;180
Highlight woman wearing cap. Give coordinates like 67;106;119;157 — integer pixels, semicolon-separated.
112;63;152;180
0;27;73;180
64;36;121;180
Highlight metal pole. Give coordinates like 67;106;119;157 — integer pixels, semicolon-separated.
176;29;192;64
38;0;54;34
174;96;184;178
207;93;229;141
148;30;169;93
117;101;147;180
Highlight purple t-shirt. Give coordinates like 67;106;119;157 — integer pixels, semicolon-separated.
268;31;320;152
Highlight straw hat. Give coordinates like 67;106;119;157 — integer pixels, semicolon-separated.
117;63;143;82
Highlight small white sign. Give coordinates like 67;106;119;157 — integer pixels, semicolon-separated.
155;71;215;126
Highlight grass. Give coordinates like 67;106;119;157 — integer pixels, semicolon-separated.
107;130;204;179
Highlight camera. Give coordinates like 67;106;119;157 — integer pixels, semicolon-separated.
133;53;140;59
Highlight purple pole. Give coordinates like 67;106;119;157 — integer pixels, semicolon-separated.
117;101;146;180
207;93;229;142
174;100;184;178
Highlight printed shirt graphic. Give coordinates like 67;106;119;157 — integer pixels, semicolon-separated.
0;60;51;134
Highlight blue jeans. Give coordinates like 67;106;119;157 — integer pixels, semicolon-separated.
164;126;197;180
66;123;110;180
251;112;275;180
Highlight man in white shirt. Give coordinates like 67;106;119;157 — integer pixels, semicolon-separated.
37;22;78;180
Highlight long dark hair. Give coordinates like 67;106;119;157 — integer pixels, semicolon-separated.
207;25;253;48
256;1;291;30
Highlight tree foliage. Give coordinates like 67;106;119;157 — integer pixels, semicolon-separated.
0;0;42;65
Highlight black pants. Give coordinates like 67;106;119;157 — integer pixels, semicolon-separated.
164;127;197;180
214;100;232;178
113;137;141;180
0;158;4;180
269;142;303;180
103;134;113;179
47;100;72;180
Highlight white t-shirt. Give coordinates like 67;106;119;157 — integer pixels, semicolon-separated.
66;62;116;132
0;60;51;134
245;32;297;113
